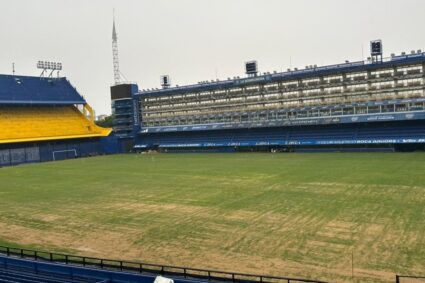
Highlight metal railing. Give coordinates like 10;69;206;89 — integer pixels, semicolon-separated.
0;246;329;283
396;275;425;283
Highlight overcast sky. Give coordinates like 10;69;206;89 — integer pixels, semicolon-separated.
1;0;425;115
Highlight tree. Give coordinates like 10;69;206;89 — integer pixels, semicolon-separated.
96;115;114;128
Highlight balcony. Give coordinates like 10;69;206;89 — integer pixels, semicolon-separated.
408;81;422;86
379;73;393;78
353;76;367;81
407;69;422;75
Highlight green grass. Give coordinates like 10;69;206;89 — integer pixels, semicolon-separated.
0;153;425;283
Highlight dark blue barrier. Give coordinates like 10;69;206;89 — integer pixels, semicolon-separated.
0;246;329;283
100;136;122;154
0;138;116;167
0;255;203;283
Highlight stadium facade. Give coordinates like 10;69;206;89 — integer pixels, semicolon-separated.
0;74;115;166
111;47;425;152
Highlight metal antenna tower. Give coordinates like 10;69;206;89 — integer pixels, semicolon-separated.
112;10;122;85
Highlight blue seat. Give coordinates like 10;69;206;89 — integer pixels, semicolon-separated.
137;120;425;147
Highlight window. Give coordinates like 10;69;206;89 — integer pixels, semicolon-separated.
324;86;343;94
283;81;298;87
371;69;394;78
370;81;395;90
346;72;367;81
397;65;422;75
324;75;342;83
397;78;423;87
264;93;279;99
304;88;321;95
265;83;279;90
302;78;320;85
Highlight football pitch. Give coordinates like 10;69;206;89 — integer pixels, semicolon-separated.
0;153;424;282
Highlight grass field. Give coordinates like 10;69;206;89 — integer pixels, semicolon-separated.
0;153;424;282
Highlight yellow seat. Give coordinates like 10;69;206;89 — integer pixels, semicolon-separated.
0;105;111;144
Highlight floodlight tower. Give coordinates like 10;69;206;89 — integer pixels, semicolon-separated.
245;61;258;77
37;61;62;78
112;12;122;85
370;39;383;63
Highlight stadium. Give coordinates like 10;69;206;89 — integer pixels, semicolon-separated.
0;69;116;166
111;41;425;153
1;5;425;283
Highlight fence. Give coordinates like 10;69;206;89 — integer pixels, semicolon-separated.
0;246;328;283
0;147;40;166
396;275;425;283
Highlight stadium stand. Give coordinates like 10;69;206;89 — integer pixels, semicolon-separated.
0;267;97;283
0;246;328;283
0;74;115;166
0;105;110;143
110;48;425;152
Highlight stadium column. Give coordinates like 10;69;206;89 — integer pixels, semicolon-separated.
393;66;399;99
83;104;95;122
110;83;139;152
243;86;248;103
298;78;303;102
131;84;141;134
341;73;347;93
422;62;425;106
423;63;425;79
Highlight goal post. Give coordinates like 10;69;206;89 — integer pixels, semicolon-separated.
52;149;77;161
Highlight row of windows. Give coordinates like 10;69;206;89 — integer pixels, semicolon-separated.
142;90;424;118
371;69;394;77
143;73;424;106
144;93;423;114
142;83;424;111
398;78;423;86
346;84;368;91
141;102;425;127
398;65;423;73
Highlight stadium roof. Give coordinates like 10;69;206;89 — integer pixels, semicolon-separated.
0;74;86;105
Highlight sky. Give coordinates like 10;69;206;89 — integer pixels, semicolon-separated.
1;0;425;115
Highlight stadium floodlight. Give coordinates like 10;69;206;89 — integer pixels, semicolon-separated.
245;61;258;77
37;61;62;78
37;61;62;71
370;39;383;63
161;75;171;89
370;40;382;56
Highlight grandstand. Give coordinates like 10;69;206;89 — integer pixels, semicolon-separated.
0;246;328;283
110;44;425;152
0;74;113;166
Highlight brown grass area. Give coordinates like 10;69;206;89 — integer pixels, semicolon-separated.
0;200;403;283
0;220;396;283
